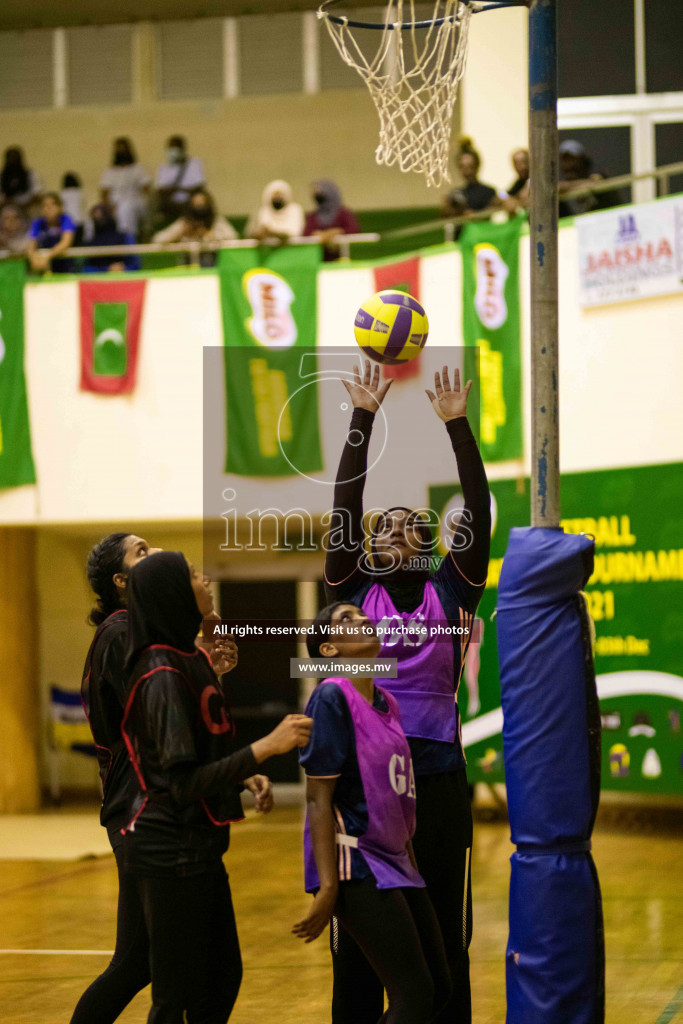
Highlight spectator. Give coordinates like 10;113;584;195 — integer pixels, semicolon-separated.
83;204;140;273
247;180;304;243
303;180;360;261
153;188;237;267
0;204;30;255
443;137;502;220
154;136;205;225
27;192;76;274
0;147;42;213
100;137;151;238
60;173;85;241
503;148;530;213
558;139;623;217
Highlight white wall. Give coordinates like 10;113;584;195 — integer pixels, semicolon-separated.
4;215;682;529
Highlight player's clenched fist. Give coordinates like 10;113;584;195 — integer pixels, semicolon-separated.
251;714;313;762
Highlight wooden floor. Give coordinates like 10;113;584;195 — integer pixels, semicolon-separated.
0;799;681;1024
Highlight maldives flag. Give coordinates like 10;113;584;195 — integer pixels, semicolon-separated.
373;257;422;381
79;280;146;394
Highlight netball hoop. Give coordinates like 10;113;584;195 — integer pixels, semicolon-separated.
317;1;527;189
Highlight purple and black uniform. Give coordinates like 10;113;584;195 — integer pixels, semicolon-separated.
324;407;491;1024
301;678;451;1022
301;678;422;892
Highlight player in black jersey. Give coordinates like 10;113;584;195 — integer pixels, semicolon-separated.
70;533;237;1024
122;551;311;1023
324;363;491;1024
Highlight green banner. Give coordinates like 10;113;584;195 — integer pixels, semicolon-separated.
219;246;323;477
0;262;36;489
430;462;683;795
461;218;523;462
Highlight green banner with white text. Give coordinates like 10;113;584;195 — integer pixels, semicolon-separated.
219;246;323;477
430;461;683;795
461;218;523;462
0;262;36;489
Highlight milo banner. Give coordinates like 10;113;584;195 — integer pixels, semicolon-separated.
460;218;523;462
0;261;36;489
430;461;683;795
219;245;323;477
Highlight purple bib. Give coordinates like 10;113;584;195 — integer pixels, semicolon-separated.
304;678;424;892
362;582;457;744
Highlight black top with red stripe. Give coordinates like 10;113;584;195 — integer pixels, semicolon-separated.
81;609;138;835
121;643;258;875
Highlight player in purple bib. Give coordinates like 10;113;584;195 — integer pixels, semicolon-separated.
324;362;491;1024
294;601;451;1024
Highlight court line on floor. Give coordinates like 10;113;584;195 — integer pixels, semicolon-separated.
0;949;113;956
653;983;683;1024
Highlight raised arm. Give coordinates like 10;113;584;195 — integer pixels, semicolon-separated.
427;367;491;600
324;361;392;589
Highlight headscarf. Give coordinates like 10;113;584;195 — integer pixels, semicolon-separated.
253;180;304;238
1;148;29;199
125;551;201;669
311;179;343;228
90;204;126;245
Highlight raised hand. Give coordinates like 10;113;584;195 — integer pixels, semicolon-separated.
425;366;472;422
342;359;392;413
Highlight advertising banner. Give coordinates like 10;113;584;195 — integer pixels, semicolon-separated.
219;245;323;477
430;461;683;795
0;261;36;488
461;218;523;462
578;195;683;307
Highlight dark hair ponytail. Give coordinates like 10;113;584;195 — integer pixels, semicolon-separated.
86;533;130;626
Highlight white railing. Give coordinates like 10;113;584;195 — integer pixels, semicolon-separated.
2;161;682;264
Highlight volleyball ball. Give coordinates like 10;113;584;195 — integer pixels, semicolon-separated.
353;290;429;365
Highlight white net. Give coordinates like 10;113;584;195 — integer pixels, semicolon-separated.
318;2;472;189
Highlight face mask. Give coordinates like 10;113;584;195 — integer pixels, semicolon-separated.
271;198;286;211
314;193;327;206
166;147;183;164
189;208;212;225
114;151;130;165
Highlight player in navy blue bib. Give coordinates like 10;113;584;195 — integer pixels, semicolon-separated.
324;362;491;1024
294;601;451;1023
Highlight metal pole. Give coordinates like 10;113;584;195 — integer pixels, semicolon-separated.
528;0;560;527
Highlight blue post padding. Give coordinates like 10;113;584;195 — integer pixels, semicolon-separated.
498;527;604;1024
507;852;604;1024
498;527;598;844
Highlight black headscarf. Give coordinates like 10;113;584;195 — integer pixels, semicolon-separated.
369;506;433;610
1;148;29;198
126;551;202;669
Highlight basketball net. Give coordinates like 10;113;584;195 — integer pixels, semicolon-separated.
318;2;472;189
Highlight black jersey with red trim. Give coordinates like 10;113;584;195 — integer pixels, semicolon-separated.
81;609;138;833
121;643;258;875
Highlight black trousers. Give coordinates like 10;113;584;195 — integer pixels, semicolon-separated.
332;768;473;1024
334;876;451;1024
138;862;242;1024
69;841;151;1024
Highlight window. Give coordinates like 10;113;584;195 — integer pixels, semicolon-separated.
558;0;636;98
67;25;133;106
645;0;683;94
239;13;303;96
0;30;53;109
654;122;683;196
559;125;632;204
157;19;224;101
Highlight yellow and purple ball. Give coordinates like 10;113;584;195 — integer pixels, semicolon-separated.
353;290;429;365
